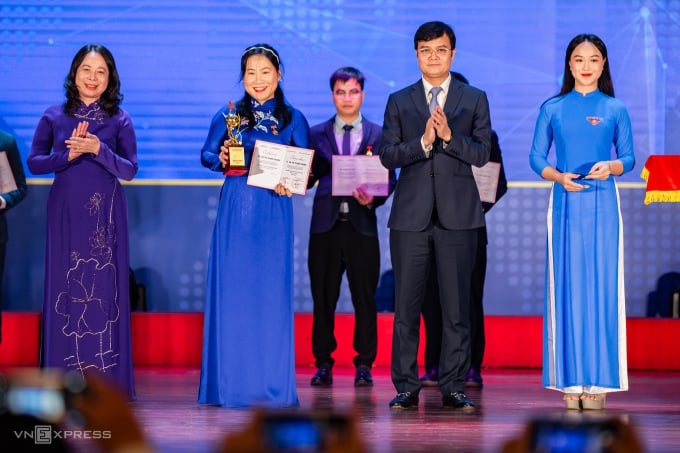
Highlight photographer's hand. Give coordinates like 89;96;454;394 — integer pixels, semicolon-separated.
500;425;531;453
71;374;154;453
607;419;643;453
325;412;365;453
219;411;266;453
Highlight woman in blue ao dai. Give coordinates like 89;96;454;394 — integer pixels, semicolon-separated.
198;44;310;407
529;34;635;410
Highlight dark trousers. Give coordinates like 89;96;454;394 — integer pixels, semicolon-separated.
422;226;487;371
421;258;442;371
390;220;477;395
308;221;379;368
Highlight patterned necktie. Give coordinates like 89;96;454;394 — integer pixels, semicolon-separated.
342;124;353;155
429;86;443;114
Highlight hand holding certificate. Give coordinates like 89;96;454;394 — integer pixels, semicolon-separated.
0;151;18;193
471;161;501;203
331;155;389;197
247;140;315;196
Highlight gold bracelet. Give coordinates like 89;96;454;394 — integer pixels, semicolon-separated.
608;161;613;173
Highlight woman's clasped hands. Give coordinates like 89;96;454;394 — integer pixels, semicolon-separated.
66;120;101;161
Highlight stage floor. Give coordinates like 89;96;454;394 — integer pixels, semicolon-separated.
120;366;680;453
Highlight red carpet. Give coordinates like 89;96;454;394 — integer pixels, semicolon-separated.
1;312;679;370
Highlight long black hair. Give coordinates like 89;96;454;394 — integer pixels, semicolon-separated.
235;43;292;130
63;44;123;116
559;34;614;97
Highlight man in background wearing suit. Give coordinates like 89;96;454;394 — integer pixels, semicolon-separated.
420;73;508;388
307;67;396;387
0;129;28;344
379;21;491;410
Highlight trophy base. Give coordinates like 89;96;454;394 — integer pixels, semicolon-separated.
223;145;246;176
223;166;247;176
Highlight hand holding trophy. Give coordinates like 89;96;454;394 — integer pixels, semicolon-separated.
221;102;247;176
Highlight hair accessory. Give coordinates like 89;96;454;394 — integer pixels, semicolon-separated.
242;46;280;65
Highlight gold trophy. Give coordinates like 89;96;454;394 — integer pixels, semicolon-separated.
222;102;247;176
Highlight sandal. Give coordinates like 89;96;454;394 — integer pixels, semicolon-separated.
581;393;606;410
563;393;581;410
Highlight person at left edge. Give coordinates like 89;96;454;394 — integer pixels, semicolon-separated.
306;67;396;387
27;44;137;400
0;130;28;344
198;43;310;408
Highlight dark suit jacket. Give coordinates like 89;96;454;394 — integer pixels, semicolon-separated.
379;76;491;231
0;130;28;244
307;116;396;237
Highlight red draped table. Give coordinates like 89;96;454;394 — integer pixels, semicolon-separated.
641;155;680;204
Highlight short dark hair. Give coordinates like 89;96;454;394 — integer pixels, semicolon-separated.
414;21;456;50
329;67;365;91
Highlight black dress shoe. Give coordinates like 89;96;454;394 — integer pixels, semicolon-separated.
354;364;373;387
310;364;332;386
389;392;419;409
442;392;475;411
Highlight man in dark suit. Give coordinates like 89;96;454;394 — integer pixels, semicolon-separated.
379;21;491;410
307;67;396;387
420;72;508;389
0;129;28;344
421;121;507;389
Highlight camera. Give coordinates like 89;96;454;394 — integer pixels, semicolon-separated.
529;417;619;453
0;370;87;423
261;410;351;452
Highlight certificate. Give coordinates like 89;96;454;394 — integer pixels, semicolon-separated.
472;161;501;203
331;155;389;197
0;151;18;193
247;140;315;196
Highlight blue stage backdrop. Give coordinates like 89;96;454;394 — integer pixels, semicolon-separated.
2;1;679;316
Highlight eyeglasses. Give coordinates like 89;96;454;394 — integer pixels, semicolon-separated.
333;89;362;98
417;47;452;57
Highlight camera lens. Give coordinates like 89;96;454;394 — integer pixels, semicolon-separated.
62;372;87;396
